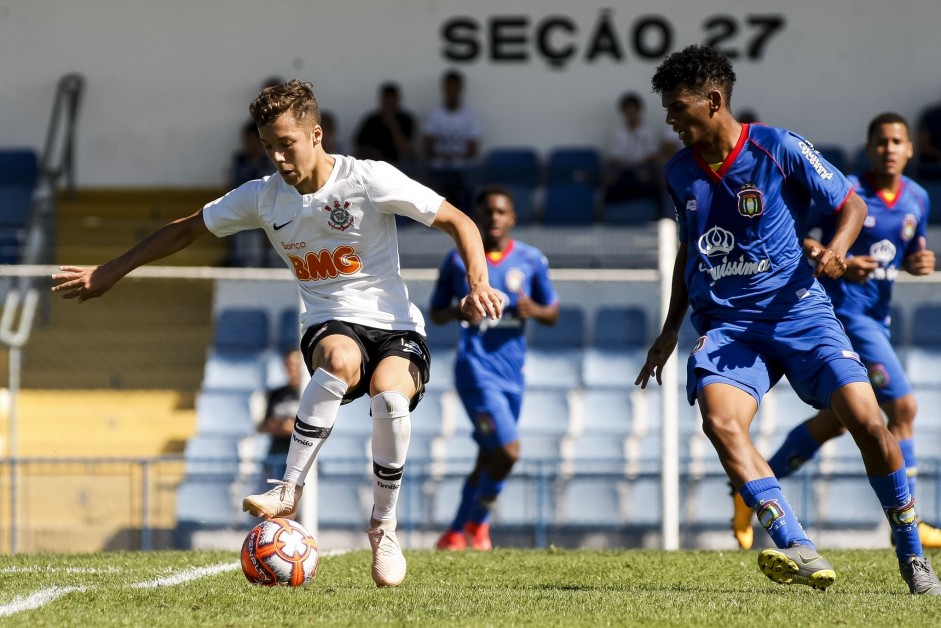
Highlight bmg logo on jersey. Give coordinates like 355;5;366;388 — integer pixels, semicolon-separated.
288;245;362;281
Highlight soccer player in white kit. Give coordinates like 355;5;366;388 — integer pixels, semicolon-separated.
51;80;503;588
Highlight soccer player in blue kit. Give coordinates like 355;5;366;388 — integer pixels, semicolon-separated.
430;185;559;550
731;112;941;550
635;45;941;594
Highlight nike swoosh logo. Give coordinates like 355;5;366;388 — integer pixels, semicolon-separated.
376;468;399;479
273;220;294;231
797;550;822;564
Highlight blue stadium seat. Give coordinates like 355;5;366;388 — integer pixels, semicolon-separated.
481;148;541;187
195;390;255;436
183;434;241;478
814;477;884;527
500;183;537;225
0;149;39;263
561;477;625;525
526;307;585;388
584;308;647;388
922;182;941;225
913;305;941;346
213;308;270;352
581;389;633;435
316;475;370;526
889;305;906;346
907;305;941;387
814;144;848;174
684;476;737;528
546;147;602;185
541;182;597;225
277;307;300;354
202;352;268;393
602;197;660;225
175;478;235;527
569;434;627;472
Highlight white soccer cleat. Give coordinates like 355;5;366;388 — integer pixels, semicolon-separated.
242;480;302;519
366;525;407;587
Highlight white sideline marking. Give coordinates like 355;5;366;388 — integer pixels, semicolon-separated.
0;566;121;574
0;586;86;617
130;561;239;588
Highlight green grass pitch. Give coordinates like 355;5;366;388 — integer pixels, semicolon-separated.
1;548;940;626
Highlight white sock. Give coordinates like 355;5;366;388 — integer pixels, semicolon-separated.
282;368;347;485
370;391;411;523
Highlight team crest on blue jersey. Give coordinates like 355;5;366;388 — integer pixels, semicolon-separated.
736;185;764;218
901;213;917;241
686;199;697;212
864;215;876;228
505;268;525;293
691;336;707;354
868;363;889;389
325;200;354;231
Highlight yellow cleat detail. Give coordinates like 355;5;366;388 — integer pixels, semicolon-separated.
732;491;754;550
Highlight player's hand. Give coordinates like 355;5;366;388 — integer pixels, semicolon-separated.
460;284;503;321
843;255;878;284
514;292;537;319
50;265;118;303
904;237;935;276
807;245;847;279
634;329;679;389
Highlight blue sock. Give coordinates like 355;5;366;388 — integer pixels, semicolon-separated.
740;477;814;550
898;438;917;498
468;470;506;525
869;467;922;558
767;422;821;479
449;477;477;532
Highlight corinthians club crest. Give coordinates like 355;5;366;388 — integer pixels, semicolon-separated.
325;200;354;231
737;185;764;218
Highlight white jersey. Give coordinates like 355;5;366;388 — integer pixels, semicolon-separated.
202;155;444;337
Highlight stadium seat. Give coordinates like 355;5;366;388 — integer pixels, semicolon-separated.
492;475;543;525
541;182;597;225
921;181;941;224
888;305;906;346
683;476;737;528
497;183;537;225
0;149;39;263
174;478;236;527
183;434;241;478
814;477;884;527
584;307;648;388
561;476;625;526
906;305;941;387
546;147;602;185
602;197;660;225
580;389;633;436
202;352;268;393
569;434;628;473
526;306;585;388
277;307;300;354
213;308;270;352
480;147;541;187
814;144;848;174
316;475;371;527
195;390;255;436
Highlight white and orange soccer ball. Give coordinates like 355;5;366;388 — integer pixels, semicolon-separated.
240;518;320;586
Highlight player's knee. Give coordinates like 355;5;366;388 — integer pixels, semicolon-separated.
700;411;747;446
316;347;360;382
497;441;520;466
889;394;918;428
371;390;410;420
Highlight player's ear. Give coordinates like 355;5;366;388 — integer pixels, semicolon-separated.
708;90;722;115
311;124;322;146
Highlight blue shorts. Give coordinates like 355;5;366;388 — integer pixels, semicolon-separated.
838;311;911;402
687;308;870;410
456;387;523;450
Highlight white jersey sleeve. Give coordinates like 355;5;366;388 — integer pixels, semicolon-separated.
356;160;443;227
201;178;266;237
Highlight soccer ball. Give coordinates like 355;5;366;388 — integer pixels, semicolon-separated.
240;518;320;586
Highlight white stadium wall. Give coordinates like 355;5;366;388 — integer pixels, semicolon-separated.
0;0;938;187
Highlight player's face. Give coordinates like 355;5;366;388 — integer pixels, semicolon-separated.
866;122;912;178
661;86;715;147
477;193;516;248
258;113;321;189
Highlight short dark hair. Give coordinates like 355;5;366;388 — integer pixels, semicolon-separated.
380;82;400;97
249;79;321;129
475;184;514;208
619;92;643;110
867;112;909;141
651;45;736;105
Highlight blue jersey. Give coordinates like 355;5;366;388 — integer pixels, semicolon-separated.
429;240;558;393
815;173;930;324
665;124;854;330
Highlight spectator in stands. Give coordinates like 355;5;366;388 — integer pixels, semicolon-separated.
260;349;302;480
730;112;941;551
51;79;503;588
603;91;678;217
355;82;416;168
429;184;559;551
422;69;482;215
637;44;941;595
916;91;941;179
227;121;276;267
319;110;345;154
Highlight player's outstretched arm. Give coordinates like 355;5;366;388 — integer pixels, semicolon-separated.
431;201;503;320
808;191;867;279
635;247;689;388
51;210;211;303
